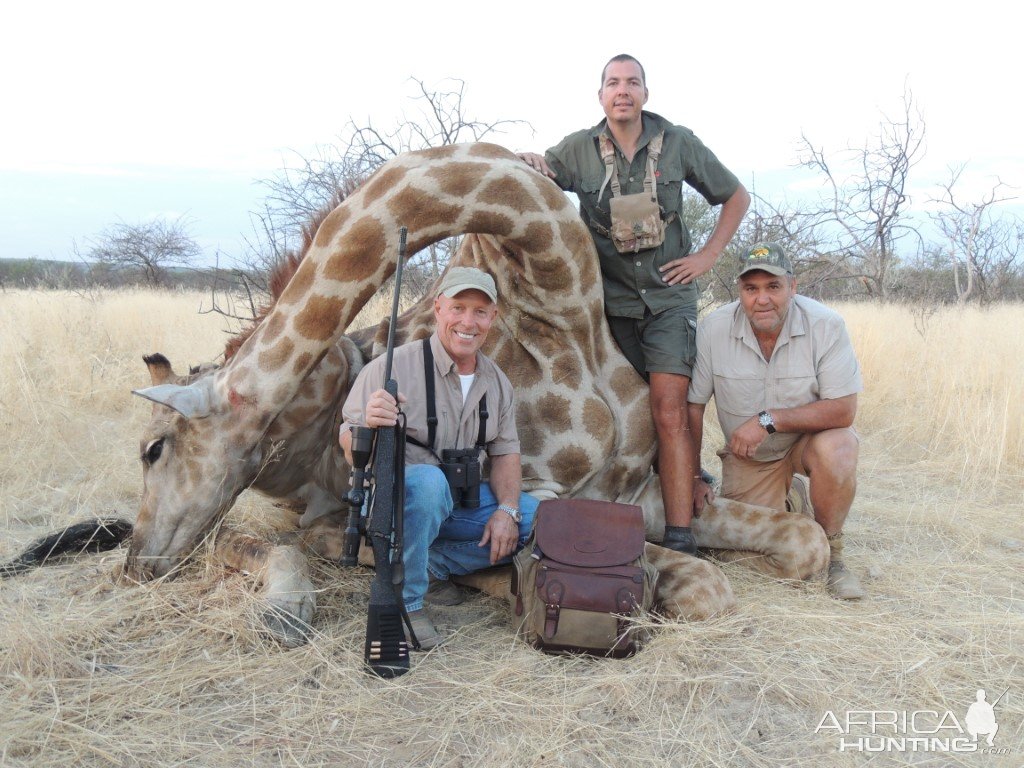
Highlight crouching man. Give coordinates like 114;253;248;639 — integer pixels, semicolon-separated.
687;243;866;599
339;267;539;648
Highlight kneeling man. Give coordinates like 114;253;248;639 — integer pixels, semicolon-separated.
340;267;539;647
687;243;865;599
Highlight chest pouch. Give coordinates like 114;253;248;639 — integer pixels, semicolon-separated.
598;131;666;254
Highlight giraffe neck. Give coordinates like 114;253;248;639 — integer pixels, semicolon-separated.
219;143;593;431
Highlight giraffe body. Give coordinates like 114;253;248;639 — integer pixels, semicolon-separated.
130;144;826;640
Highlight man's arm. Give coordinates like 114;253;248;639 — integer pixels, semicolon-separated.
479;452;522;564
660;184;751;286
727;394;858;459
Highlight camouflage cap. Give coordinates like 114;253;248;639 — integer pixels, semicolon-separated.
436;266;498;303
738;242;793;277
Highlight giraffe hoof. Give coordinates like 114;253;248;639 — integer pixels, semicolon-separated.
261;602;314;648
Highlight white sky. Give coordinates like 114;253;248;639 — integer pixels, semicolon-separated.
2;0;1021;262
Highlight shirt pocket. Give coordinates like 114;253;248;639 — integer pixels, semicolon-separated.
655;161;684;217
577;174;612;224
713;373;764;417
773;374;819;410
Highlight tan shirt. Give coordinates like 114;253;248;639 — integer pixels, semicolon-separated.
341;333;521;469
688;295;863;461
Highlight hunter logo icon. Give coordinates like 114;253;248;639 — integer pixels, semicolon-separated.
965;688;1004;747
750;246;771;260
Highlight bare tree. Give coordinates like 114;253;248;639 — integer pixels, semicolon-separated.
929;165;1022;304
796;87;926;300
83;217;201;286
258;77;530;282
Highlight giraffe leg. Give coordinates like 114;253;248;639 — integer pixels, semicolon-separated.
692;497;829;581
214;528;315;648
644;542;736;620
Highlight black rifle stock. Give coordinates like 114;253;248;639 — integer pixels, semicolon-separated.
363;226;413;677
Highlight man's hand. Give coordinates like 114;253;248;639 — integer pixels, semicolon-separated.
479;510;519;564
364;389;407;428
692;476;715;517
518;152;556;179
728;415;769;459
658;247;718;286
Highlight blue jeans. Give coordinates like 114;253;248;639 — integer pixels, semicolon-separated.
400;463;538;612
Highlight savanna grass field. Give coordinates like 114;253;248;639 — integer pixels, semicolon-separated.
1;288;1021;767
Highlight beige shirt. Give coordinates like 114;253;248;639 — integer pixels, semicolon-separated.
688;295;862;461
341;333;521;469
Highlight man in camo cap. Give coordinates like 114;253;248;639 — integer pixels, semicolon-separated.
687;242;866;599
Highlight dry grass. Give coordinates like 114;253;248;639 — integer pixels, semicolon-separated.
1;290;1021;767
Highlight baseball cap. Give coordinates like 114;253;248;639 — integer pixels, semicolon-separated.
436;266;498;303
738;242;793;277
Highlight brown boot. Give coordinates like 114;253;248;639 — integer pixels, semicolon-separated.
826;534;866;600
786;474;813;518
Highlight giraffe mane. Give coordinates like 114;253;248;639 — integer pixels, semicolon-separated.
224;180;364;361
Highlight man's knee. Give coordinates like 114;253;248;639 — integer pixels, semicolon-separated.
404;464;453;517
804;429;858;479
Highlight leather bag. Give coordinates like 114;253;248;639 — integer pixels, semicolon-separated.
512;499;658;657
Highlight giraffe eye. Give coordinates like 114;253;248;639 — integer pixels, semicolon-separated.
143;439;165;465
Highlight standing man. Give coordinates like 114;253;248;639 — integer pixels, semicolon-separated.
340;267;539;648
519;54;749;555
687;243;866;599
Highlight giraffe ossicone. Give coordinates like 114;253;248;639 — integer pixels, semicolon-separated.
128;143;827;644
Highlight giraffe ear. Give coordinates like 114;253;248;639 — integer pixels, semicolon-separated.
132;382;213;419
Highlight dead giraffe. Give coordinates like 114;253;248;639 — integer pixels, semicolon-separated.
128;143;827;644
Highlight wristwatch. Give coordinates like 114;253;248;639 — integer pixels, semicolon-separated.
758;410;777;434
497;504;522;523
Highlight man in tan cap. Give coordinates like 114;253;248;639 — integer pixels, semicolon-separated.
340;266;538;647
687;243;866;599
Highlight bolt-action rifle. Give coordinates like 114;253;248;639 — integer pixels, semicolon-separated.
341;226;417;677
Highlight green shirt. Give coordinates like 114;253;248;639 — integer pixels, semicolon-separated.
545;111;740;318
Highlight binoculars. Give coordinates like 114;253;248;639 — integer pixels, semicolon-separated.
439;448;482;509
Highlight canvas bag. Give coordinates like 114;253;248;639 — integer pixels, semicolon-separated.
598;131;667;254
511;499;658;657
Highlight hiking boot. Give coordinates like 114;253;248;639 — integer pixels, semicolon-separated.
826;533;865;599
425;576;466;606
405;609;445;651
786;474;813;517
662;525;698;556
827;559;867;600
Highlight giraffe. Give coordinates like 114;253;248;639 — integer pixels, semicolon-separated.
129;143;828;644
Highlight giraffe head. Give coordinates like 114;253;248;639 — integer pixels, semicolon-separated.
127;355;269;579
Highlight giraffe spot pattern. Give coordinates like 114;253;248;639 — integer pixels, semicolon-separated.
549;445;593;486
313;206;352;249
479;178;542;214
292;352;314;378
294;295;345;342
362;166;409;206
466;143;513;160
259;338;294;372
551;352;582;390
278;264;315;307
322;217;387;283
387;186;464;231
582;397;612;442
425;162;491;198
535;392;572;434
465;210;515;237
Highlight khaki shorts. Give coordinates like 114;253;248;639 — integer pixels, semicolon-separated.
718;428;858;511
607;302;698;380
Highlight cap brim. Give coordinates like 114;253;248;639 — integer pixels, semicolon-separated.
738;264;791;277
440;283;497;303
